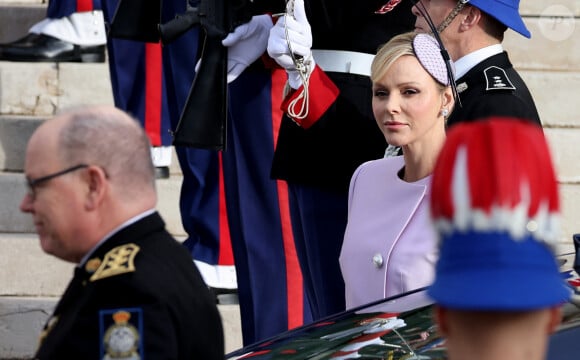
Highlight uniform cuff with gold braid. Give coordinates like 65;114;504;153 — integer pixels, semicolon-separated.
281;65;339;129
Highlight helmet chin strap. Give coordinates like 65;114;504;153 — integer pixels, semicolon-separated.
436;0;469;33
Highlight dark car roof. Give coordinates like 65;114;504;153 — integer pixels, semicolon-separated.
227;253;580;360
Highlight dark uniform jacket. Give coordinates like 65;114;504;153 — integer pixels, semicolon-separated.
270;0;416;193
448;51;542;127
108;0;414;193
35;212;224;360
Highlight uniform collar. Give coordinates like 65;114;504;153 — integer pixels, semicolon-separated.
78;209;157;267
454;44;504;80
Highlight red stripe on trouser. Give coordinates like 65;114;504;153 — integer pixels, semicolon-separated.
271;67;304;329
76;0;93;12
218;153;235;265
144;43;163;146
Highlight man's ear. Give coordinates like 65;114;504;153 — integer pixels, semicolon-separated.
434;305;449;336
459;5;482;32
85;165;108;210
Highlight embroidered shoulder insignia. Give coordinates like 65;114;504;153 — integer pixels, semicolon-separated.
484;66;516;91
90;244;140;282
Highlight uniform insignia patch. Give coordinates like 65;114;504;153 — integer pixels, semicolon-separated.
90;244;140;282
456;82;468;94
100;308;143;360
484;66;516;91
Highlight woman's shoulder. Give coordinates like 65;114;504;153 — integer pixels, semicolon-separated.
350;156;404;189
355;156;404;174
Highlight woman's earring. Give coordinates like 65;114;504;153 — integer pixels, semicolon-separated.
440;108;449;118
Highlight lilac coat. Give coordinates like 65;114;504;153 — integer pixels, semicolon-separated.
339;156;438;309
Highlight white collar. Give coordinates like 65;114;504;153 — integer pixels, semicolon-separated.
454;44;504;80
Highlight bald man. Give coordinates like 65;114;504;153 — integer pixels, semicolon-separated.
21;105;224;359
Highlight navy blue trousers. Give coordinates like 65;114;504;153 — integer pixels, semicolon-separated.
226;67;312;344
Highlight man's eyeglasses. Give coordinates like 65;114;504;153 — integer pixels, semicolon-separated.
26;164;89;199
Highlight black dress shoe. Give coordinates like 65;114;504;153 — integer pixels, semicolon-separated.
154;166;170;179
208;287;239;305
0;33;105;63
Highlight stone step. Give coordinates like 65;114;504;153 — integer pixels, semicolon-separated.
0;171;185;236
0;2;45;44
0;116;43;172
0;233;71;297
0;61;114;117
0;233;242;358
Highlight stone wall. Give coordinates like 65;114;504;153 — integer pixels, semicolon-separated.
508;2;580;250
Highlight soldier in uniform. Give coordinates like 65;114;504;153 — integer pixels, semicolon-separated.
0;0;238;291
20;106;224;359
411;0;541;127
266;0;415;320
102;0;239;293
0;0;182;178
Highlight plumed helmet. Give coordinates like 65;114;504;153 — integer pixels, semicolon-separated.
428;118;570;310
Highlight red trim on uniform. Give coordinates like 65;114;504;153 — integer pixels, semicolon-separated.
217;153;235;266
76;0;93;12
272;67;305;330
281;65;339;129
144;43;163;146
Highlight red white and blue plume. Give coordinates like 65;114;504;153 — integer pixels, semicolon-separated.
428;118;570;311
430;118;560;245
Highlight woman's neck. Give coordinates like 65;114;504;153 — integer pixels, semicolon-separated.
401;126;446;182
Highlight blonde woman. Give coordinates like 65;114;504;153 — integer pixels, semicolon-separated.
340;31;455;309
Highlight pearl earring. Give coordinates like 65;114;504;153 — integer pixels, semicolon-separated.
440;108;449;118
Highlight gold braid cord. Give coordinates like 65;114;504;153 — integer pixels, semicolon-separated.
437;0;467;33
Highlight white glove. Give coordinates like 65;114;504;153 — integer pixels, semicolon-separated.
195;15;273;83
222;15;273;83
267;0;315;89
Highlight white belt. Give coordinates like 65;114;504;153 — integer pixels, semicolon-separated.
312;49;374;77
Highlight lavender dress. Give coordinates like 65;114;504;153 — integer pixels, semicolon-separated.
339;156;438;309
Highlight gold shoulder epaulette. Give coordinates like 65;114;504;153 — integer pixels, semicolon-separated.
90;244;140;282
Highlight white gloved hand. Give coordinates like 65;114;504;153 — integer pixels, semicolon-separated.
267;0;315;89
222;15;274;83
195;15;273;83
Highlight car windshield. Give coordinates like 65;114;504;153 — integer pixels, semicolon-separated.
227;252;580;360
